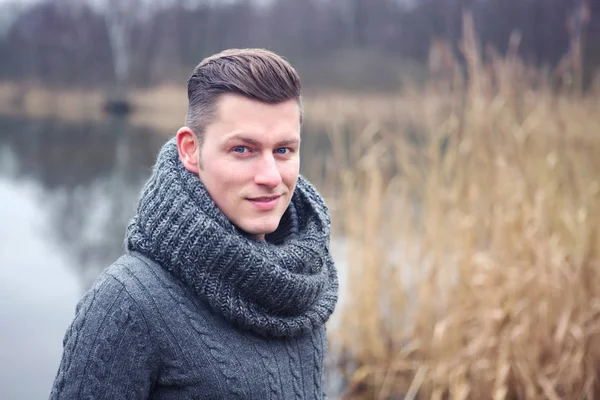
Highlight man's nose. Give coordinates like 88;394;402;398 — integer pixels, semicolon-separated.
254;154;282;188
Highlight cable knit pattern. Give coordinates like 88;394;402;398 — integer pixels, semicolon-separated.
311;327;326;399
50;137;338;399
50;275;157;400
250;339;281;399
146;259;247;399
51;290;95;395
79;294;147;399
286;338;305;398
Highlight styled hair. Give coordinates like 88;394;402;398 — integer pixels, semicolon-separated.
185;48;303;143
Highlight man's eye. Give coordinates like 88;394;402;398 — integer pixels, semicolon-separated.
233;146;248;154
276;148;290;155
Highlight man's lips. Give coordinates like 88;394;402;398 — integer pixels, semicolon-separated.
247;195;281;202
246;195;282;211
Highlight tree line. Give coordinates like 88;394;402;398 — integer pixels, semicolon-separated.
0;0;598;91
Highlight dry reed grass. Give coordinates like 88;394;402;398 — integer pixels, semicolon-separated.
322;14;600;400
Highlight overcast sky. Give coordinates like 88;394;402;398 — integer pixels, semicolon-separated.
0;0;40;6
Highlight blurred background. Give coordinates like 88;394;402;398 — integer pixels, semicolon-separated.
1;0;600;399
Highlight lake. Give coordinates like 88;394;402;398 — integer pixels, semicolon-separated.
0;115;346;399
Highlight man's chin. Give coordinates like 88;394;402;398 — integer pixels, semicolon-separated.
238;219;281;239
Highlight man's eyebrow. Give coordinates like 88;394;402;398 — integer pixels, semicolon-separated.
225;135;261;146
275;138;301;147
225;135;300;147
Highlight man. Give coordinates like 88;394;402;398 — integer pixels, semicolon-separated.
50;48;339;399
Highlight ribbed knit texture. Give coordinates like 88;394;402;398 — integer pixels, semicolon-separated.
124;137;338;338
50;137;338;399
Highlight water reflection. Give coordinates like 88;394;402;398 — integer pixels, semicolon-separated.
0;116;166;290
0;178;81;400
0;116;166;399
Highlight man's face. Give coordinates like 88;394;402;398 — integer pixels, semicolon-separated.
198;93;301;241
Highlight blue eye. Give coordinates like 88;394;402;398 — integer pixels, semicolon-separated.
233;146;248;153
276;148;290;155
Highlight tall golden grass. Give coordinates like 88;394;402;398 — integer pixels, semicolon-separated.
321;14;600;400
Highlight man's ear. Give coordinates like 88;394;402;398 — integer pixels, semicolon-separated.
176;127;201;174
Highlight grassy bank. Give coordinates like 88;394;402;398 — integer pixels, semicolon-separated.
0;82;189;133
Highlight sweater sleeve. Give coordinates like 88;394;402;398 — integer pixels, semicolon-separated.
50;273;158;400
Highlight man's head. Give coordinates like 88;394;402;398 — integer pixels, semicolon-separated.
176;48;302;241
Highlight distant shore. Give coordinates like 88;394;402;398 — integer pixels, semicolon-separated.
0;81;419;134
0;82;190;133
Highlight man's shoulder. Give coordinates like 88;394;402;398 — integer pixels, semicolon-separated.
105;252;160;284
88;252;205;328
95;252;177;308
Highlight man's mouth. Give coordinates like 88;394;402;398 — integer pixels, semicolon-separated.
248;195;281;202
247;195;282;210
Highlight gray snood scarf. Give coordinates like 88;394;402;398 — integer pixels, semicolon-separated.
124;138;339;338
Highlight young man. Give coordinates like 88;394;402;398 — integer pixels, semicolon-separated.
50;49;339;399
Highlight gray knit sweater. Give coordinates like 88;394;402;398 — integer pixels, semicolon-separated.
49;138;339;399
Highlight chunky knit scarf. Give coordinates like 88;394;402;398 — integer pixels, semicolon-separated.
124;138;338;338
